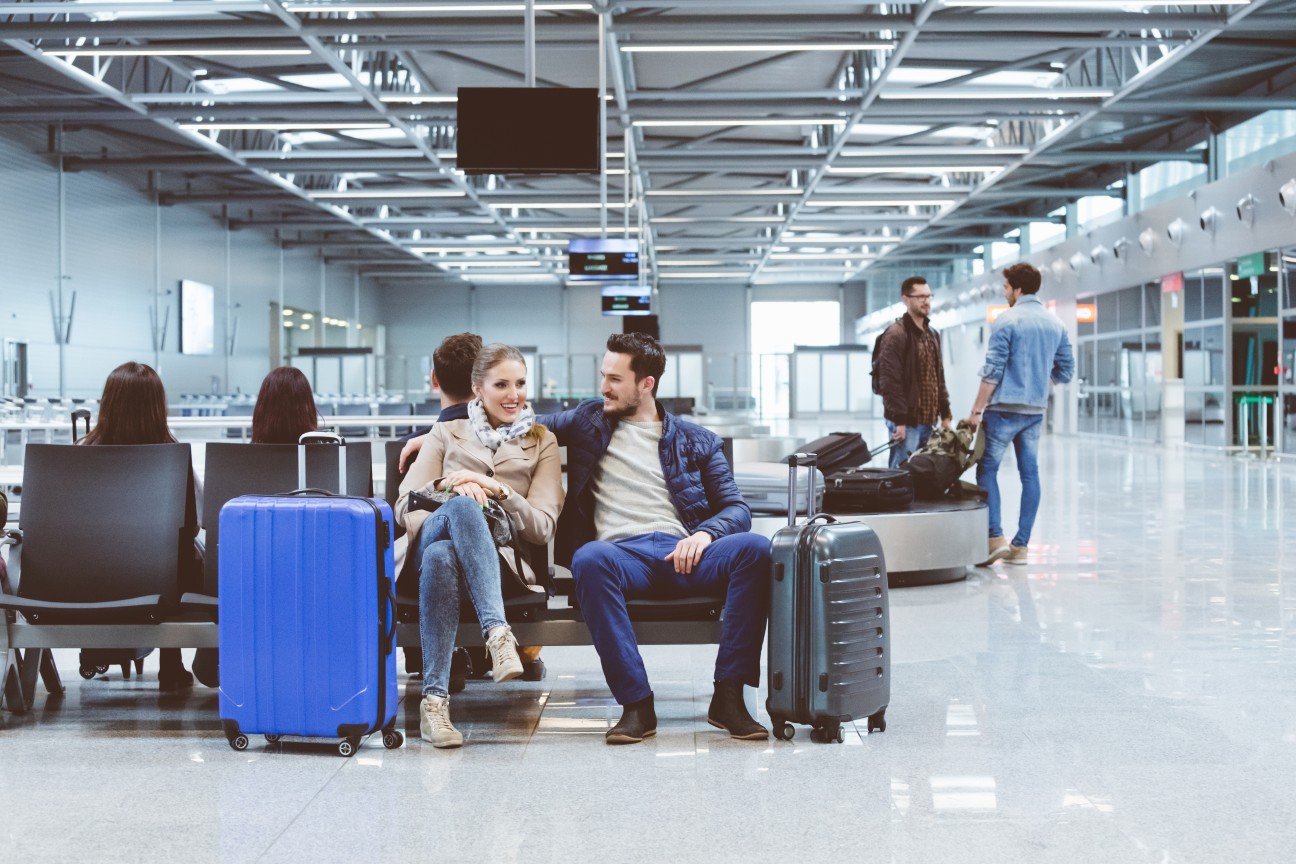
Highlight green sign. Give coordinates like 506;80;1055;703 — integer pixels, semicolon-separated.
1236;252;1265;279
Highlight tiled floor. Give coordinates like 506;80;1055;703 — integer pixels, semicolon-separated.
2;435;1294;863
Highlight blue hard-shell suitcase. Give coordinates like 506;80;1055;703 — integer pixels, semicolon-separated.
218;433;402;757
767;453;890;744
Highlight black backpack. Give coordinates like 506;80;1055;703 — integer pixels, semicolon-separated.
869;320;904;396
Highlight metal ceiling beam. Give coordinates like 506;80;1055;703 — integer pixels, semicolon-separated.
860;0;1277;278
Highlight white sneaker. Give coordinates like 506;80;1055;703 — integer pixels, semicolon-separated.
420;695;463;749
485;627;524;683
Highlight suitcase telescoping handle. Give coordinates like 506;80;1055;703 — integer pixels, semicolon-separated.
787;452;818;527
298;431;347;495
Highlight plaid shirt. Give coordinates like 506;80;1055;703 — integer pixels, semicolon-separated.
915;327;942;424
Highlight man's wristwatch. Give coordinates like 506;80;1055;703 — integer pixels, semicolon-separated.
495;483;513;502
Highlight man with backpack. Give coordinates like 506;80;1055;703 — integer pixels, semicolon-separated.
874;276;952;468
965;263;1074;566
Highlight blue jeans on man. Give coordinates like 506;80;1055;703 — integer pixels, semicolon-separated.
571;531;770;706
885;420;933;469
976;410;1043;548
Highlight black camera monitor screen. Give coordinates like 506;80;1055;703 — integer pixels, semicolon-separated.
569;238;640;281
456;87;600;175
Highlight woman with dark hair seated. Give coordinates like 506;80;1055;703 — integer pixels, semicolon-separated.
191;365;321;688
250;366;319;444
80;361;197;690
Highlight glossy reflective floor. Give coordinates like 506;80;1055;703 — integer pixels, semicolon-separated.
3;435;1294;863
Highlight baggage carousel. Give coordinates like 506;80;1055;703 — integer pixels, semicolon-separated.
751;497;987;587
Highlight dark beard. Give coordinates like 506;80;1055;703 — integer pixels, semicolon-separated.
601;398;638;421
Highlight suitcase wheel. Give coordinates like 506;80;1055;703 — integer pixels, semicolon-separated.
773;721;795;742
95;664;110;675
229;734;249;752
867;708;887;734
811;724;845;744
264;734;282;744
382;730;404;750
337;737;361;757
78;665;97;680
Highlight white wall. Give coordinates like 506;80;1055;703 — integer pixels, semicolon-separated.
0;126;379;399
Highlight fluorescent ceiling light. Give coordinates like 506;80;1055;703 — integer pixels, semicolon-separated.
769;252;878;260
651;216;782;224
311;189;465;199
488;202;629;209
828;166;1002;174
515;226;640;233
805;199;958;207
657;260;732;267
379;94;459;104
182;122;391;131
633;118;846;128
463;274;561;281
646;189;801;197
658;272;749;279
878;87;1113;100
438;260;541;267
286;3;592;11
840;146;1027;158
622;42;890;53
47;47;313;58
410;246;528;253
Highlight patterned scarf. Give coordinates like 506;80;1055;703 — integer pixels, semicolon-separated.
468;399;535;452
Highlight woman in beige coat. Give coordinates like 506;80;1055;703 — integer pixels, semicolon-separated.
396;343;563;748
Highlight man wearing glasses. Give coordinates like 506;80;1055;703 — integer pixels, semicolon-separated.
874;276;952;468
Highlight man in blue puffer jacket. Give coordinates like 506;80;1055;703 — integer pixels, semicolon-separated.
537;333;771;745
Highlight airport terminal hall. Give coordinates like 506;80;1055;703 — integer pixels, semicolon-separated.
4;1;1296;862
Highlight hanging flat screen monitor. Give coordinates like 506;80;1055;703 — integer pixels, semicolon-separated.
179;279;215;355
601;284;651;316
456;87;600;175
570;238;640;281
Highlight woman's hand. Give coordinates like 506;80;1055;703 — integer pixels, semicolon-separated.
447;480;490;505
442;469;500;502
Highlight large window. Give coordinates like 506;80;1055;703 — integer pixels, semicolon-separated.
750;300;841;418
1076;283;1163;441
1132;144;1208;211
1223;110;1296;175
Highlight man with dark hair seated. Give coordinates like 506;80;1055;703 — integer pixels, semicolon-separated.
538;333;772;744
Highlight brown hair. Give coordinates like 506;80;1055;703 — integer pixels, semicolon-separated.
472;343;545;441
434;332;483;401
1004;262;1042;295
81;361;176;446
251;366;319;444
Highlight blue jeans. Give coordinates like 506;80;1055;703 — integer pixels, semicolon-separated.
976;411;1043;548
885;420;933;469
417;496;508;698
571;532;771;705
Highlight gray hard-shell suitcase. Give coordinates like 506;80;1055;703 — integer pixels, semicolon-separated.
767;452;890;743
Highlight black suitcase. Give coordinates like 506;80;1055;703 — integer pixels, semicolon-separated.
783;432;871;476
767;454;890;743
823;465;914;512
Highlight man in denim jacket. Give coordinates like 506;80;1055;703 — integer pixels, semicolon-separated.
966;263;1074;566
